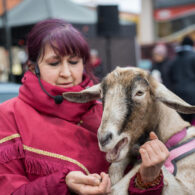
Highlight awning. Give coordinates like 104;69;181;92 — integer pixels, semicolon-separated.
0;0;97;27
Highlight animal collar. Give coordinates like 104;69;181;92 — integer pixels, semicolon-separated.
165;128;195;176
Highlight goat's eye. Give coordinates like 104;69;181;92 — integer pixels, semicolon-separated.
135;91;144;96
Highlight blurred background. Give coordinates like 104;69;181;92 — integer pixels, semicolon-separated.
0;0;195;107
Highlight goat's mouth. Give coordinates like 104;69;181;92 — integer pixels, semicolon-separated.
106;137;128;163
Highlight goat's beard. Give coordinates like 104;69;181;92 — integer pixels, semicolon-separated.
128;131;151;165
128;144;141;165
131;144;140;155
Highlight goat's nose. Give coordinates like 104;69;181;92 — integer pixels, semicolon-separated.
99;132;113;147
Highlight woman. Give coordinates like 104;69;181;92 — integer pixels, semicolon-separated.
0;19;169;194
150;43;170;87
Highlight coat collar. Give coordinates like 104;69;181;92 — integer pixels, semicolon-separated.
19;71;95;122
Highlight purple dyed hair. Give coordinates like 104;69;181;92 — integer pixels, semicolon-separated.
26;18;97;82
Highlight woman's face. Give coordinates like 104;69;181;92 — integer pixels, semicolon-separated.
153;54;164;63
37;44;84;88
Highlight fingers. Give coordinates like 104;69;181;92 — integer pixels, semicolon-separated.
149;131;158;140
66;171;111;195
90;173;102;181
89;173;102;186
82;175;101;186
139;132;170;183
148;138;164;155
79;172;111;195
140;141;159;165
149;131;169;157
157;140;170;157
66;171;100;187
139;148;150;165
140;145;159;167
140;136;169;167
106;176;111;193
100;172;111;194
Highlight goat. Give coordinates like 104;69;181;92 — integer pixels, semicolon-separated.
63;67;195;195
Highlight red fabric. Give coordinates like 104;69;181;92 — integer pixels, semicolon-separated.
0;71;163;194
13;171;70;195
129;173;164;195
192;119;195;126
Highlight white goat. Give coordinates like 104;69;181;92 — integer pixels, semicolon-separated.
63;67;195;195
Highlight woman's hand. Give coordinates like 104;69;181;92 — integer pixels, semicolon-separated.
65;171;111;195
139;131;169;183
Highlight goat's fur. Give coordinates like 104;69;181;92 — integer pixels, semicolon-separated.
63;67;195;195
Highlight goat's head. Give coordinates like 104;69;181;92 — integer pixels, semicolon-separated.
63;67;195;163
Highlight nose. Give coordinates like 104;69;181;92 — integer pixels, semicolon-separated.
60;63;71;77
99;132;113;147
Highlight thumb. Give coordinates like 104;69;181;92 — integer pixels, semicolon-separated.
150;131;158;140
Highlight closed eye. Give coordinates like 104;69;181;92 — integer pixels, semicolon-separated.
49;61;60;66
69;60;78;65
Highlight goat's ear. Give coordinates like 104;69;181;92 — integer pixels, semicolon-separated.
154;82;195;114
62;84;101;103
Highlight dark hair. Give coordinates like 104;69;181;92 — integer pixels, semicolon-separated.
181;36;194;46
26;18;97;82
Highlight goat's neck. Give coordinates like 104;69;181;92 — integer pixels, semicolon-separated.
156;102;190;143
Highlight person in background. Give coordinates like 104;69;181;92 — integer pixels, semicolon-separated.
12;47;26;83
168;36;195;124
0;19;169;195
90;49;104;81
0;47;9;82
150;43;171;88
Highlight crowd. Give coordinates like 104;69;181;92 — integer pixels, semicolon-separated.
150;36;195;125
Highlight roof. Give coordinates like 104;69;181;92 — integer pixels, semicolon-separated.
0;0;97;27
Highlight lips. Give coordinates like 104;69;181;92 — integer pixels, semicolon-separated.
58;82;73;87
106;137;128;163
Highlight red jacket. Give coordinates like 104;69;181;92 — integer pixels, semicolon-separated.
0;71;163;194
